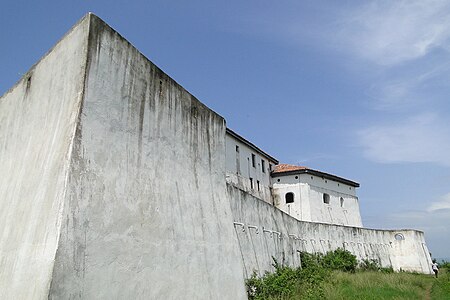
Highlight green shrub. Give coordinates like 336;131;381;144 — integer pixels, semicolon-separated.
246;258;302;299
322;248;357;272
359;259;380;271
358;258;394;273
439;260;450;270
245;249;382;299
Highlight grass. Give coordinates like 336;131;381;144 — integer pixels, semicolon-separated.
431;268;450;300
322;271;435;299
247;251;450;299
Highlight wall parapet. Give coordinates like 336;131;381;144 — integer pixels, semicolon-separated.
227;184;433;276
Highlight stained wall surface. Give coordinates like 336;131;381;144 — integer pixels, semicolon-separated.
0;17;90;299
228;185;433;277
49;15;246;299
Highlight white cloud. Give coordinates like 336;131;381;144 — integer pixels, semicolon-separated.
365;193;450;258
375;207;450;258
428;193;450;212
358;113;450;166
337;0;450;66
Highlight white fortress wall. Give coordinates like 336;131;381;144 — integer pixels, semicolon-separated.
228;184;433;276
48;15;247;299
0;16;90;299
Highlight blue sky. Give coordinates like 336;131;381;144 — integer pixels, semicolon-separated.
1;1;449;259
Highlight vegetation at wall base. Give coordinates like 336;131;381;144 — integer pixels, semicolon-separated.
246;250;450;299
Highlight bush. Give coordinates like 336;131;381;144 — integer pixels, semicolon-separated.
246;250;357;299
359;258;394;273
322;248;358;272
246;258;301;299
359;259;380;271
439;260;450;270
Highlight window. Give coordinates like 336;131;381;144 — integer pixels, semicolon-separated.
323;193;330;204
295;176;298;179
269;163;273;171
250;178;254;189
235;145;240;174
257;180;260;191
285;192;294;204
252;154;256;167
340;197;344;207
394;233;405;241
261;159;266;173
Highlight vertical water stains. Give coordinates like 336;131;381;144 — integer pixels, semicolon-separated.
137;81;147;169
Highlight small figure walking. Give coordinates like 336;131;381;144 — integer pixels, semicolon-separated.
432;260;439;278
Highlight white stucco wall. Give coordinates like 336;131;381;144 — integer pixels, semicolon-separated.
225;132;276;203
273;173;362;227
228;184;433;276
0;16;90;300
48;15;246;299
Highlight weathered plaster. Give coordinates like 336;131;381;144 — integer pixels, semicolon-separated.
0;15;90;300
228;185;432;276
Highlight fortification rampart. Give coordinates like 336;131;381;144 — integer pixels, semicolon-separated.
228;184;433;276
0;14;247;299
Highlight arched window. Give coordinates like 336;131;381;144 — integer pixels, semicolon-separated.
285;192;294;204
323;193;330;204
340;197;344;207
394;233;405;241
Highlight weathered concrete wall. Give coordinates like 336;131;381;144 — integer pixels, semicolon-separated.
0;16;90;299
228;184;433;276
48;15;246;299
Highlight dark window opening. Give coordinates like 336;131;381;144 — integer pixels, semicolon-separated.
323;193;330;204
269;163;273;171
235;145;240;174
252;154;256;167
340;197;344;207
261;159;266;173
257;180;260;191
295;176;298;179
250;178;254;189
285;192;294;204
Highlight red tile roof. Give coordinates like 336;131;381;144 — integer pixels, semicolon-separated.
272;164;308;174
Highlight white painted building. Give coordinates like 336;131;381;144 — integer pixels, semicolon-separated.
271;164;363;227
225;131;362;227
225;128;278;204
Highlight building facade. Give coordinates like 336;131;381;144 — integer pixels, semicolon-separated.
225;131;363;227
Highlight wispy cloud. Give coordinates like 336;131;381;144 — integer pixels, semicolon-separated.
428;193;450;212
358;113;450;166
377;206;450;258
337;0;450;66
365;61;450;110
